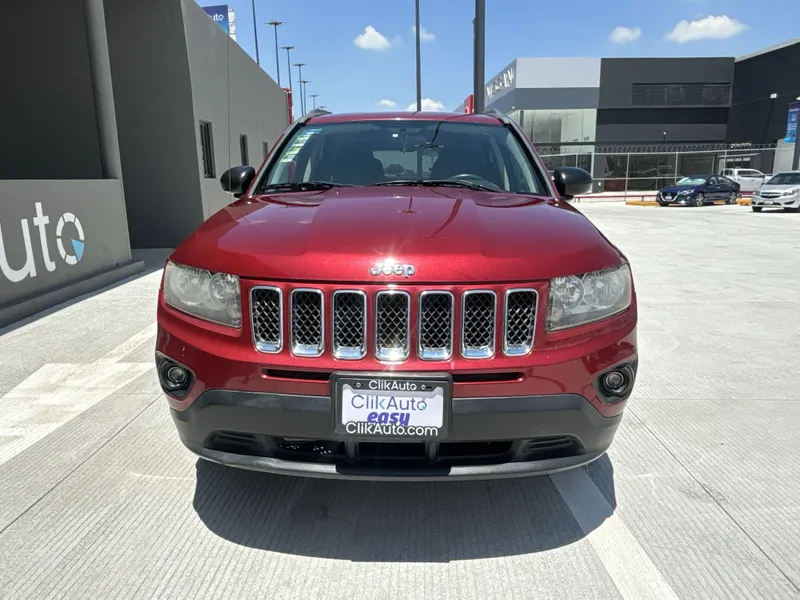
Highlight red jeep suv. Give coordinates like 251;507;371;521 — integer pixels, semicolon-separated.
156;109;638;480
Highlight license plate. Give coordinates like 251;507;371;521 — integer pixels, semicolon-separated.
763;201;774;205
332;373;451;440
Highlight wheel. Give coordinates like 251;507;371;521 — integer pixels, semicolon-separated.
694;193;705;207
784;206;800;213
658;201;669;207
752;206;762;212
726;192;737;204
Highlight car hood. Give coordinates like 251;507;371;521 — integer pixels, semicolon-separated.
759;184;799;192
170;186;626;284
660;185;699;195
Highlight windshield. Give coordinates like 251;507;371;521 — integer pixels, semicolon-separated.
676;177;707;186
255;120;548;195
765;172;800;185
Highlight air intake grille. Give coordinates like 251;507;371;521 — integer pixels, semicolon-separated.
332;291;366;359
291;289;323;356
504;290;537;356
375;291;410;361
419;292;453;360
251;287;282;352
462;291;496;359
251;286;539;360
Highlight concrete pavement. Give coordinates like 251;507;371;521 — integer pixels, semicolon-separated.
1;203;799;599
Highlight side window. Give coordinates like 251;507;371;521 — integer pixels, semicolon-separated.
722;169;731;176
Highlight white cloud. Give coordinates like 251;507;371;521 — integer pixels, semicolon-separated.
354;26;392;51
377;99;397;108
665;15;748;43
609;26;641;44
405;98;446;112
411;25;435;42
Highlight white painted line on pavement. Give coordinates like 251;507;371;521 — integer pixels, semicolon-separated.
94;323;158;364
551;467;680;600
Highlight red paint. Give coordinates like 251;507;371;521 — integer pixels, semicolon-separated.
464;94;474;114
157;111;638;419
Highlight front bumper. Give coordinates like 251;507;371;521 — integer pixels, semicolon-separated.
171;389;623;481
751;195;800;208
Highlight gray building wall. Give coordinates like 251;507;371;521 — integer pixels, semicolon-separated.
0;0;103;180
105;0;204;250
182;0;290;219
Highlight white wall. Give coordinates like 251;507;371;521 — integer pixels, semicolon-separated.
182;0;290;218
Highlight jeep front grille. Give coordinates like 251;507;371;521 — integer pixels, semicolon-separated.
251;286;538;361
251;287;282;353
332;291;367;360
418;291;453;360
375;291;411;362
290;289;324;357
461;291;497;359
504;289;537;356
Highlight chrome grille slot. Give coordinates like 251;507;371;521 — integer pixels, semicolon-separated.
418;291;453;360
504;289;537;356
332;291;367;360
461;291;496;359
251;287;282;353
375;291;410;361
290;289;324;357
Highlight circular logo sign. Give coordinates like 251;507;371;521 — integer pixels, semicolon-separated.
55;212;85;265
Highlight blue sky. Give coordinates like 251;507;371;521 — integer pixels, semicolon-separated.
205;0;798;113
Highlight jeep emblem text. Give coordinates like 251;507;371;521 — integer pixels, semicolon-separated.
370;261;415;278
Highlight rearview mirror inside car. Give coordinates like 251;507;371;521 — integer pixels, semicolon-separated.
553;167;593;200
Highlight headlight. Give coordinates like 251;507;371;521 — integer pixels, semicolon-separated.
163;261;242;328
546;264;632;331
783;187;800;196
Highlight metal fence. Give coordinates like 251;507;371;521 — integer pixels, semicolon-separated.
536;142;797;193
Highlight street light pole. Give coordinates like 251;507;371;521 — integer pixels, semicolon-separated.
294;63;306;113
415;0;421;111
310;94;320;109
473;0;485;113
251;0;260;65
281;46;294;95
300;80;310;115
266;21;284;86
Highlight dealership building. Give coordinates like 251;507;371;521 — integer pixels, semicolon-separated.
461;38;800;192
0;0;290;327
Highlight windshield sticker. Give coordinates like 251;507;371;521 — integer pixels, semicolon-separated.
280;128;321;162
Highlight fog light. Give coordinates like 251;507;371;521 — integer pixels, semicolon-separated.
166;366;188;388
602;371;626;393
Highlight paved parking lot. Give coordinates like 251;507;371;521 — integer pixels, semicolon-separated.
1;202;799;600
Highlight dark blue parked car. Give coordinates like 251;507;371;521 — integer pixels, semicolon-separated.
657;175;740;207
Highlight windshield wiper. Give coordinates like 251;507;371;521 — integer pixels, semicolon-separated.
374;179;498;192
258;181;354;193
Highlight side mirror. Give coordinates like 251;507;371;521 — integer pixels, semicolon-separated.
220;166;256;197
553;167;592;200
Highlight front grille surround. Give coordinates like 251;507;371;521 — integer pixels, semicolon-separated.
251;286;283;353
332;290;367;360
503;289;538;357
461;290;497;359
418;291;454;361
290;288;324;357
375;290;411;362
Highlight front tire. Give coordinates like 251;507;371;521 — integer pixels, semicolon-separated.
694;193;705;207
752;206;762;212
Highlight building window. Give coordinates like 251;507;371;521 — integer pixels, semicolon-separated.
240;134;249;165
199;121;215;178
631;83;731;106
263;141;270;159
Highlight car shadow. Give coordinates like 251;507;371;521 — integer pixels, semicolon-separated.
192;454;616;562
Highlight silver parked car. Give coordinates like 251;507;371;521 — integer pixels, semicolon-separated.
751;171;800;213
721;168;766;193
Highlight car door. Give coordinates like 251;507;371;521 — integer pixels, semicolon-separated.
705;176;721;200
718;176;734;197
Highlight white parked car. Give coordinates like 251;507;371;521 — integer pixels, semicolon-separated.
721;168;767;193
751;171;800;212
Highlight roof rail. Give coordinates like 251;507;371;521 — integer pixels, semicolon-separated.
482;108;505;119
299;108;332;122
